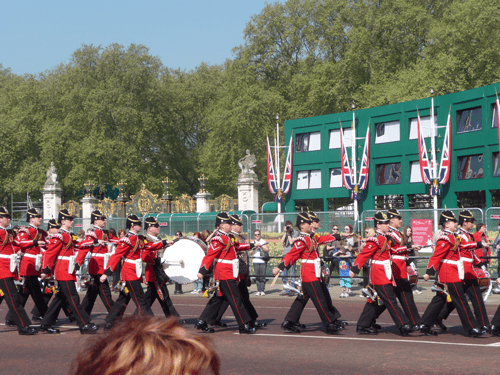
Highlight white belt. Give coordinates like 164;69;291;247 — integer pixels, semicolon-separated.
441;258;473;265
372;260;391;265
217;259;234;264
0;254;12;259
392;255;407;261
57;256;73;261
92;254;106;258
124;259;139;264
302;259;318;264
23;254;38;259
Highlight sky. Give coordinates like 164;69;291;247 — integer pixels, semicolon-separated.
0;0;279;76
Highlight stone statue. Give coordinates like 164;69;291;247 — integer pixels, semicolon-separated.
238;150;257;177
44;162;60;188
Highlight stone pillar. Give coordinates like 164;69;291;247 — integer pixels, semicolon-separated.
195;192;212;213
237;179;261;212
81;196;98;232
42;162;62;220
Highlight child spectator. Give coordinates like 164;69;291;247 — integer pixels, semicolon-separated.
333;247;352;298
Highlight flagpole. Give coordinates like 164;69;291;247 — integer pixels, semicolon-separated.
351;102;358;232
276;114;282;233
430;88;438;233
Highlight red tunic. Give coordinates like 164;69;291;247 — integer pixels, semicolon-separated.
473;231;490;264
387;227;408;279
17;225;47;277
351;233;392;285
143;235;164;283
104;232;145;282
199;231;237;281
426;231;463;283
279;233;321;283
457;228;482;280
76;227;118;275
42;230;78;281
0;227;19;279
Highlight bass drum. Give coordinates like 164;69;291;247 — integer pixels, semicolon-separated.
407;265;418;287
161;238;206;285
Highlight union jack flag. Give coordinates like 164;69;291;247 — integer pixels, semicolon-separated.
266;137;279;194
357;127;370;190
437;111;451;185
417;112;433;184
340;126;354;190
281;135;293;194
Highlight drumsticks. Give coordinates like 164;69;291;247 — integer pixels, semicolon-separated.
270;270;281;287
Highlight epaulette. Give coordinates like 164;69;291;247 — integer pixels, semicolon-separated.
18;227;30;235
51;233;64;241
119;236;132;246
387;230;402;242
438;233;454;245
86;231;98;240
366;236;380;246
210;235;226;245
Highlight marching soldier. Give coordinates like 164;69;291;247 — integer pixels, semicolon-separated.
143;216;180;318
387;208;420;329
101;214;155;329
5;208;48;326
350;211;413;336
76;210;116;316
420;210;486;337
39;209;99;334
0;207;38;335
195;212;256;334
274;212;343;335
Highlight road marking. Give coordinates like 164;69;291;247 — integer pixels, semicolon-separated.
241;332;500;347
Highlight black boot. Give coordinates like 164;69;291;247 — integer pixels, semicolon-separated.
18;326;37;335
435;319;447;331
356;326;377;335
5;320;17;327
31;315;42;322
195;320;214;333
249;320;267;328
295;322;306;329
40;325;60;334
467;328;486;337
419;324;438;336
399;324;413;336
281;320;301;333
211;321;227;327
325;322;341;334
104;322;113;331
80;323;99;334
490;325;500;336
239;324;256;334
372;323;382;330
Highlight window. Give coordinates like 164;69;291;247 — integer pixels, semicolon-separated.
456;191;486;209
408;115;437;140
295;199;324;212
493;152;500;177
375;120;400;144
296;170;322;190
376;163;401;185
329;168;342;188
492;103;499;129
457;106;482;133
329;128;353;149
408;194;434;209
457;154;484;180
409;161;423;183
374;195;404;210
296;132;321;152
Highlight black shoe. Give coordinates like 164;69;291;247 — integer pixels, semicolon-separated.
68;314;76;323
80;323;99;334
399;324;413;336
335;320;348;327
104;323;113;331
356;326;377;335
249;321;267;328
211;321;227;328
5;320;17;327
31;315;43;322
490;325;500;336
372;323;382;330
179;319;187;325
481;325;491;332
419;324;438;336
281;320;301;333
18;326;37;335
40;325;60;334
295;322;306;329
435;319;447;331
468;328;486;337
325;322;341;334
411;325;420;332
195;320;214;333
239;324;256;334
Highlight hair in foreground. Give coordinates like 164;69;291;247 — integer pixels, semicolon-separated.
70;316;220;375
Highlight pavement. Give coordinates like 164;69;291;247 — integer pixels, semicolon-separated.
2;280;500;374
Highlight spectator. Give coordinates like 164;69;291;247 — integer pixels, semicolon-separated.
333;246;352;298
340;224;359;254
173;231;183;294
473;223;491;268
402;225;422;294
191;232;204;294
251;230;269;296
358;227;375;295
325;225;342;287
70;316;220;375
493;223;500;279
280;221;298;296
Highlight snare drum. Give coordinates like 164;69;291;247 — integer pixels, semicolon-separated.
474;268;491;293
407;266;418;286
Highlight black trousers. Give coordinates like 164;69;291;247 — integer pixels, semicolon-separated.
443;282;479;331
394;278;420;325
437;279;489;327
420;292;448;327
284;281;341;327
31;279;72;318
80;274;114;315
40;280;91;328
212;279;258;324
0;278;32;329
371;284;410;329
146;282;179;318
357;299;386;328
491;304;500;327
175;282;183;293
105;280;153;324
199;279;251;326
5;275;47;322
